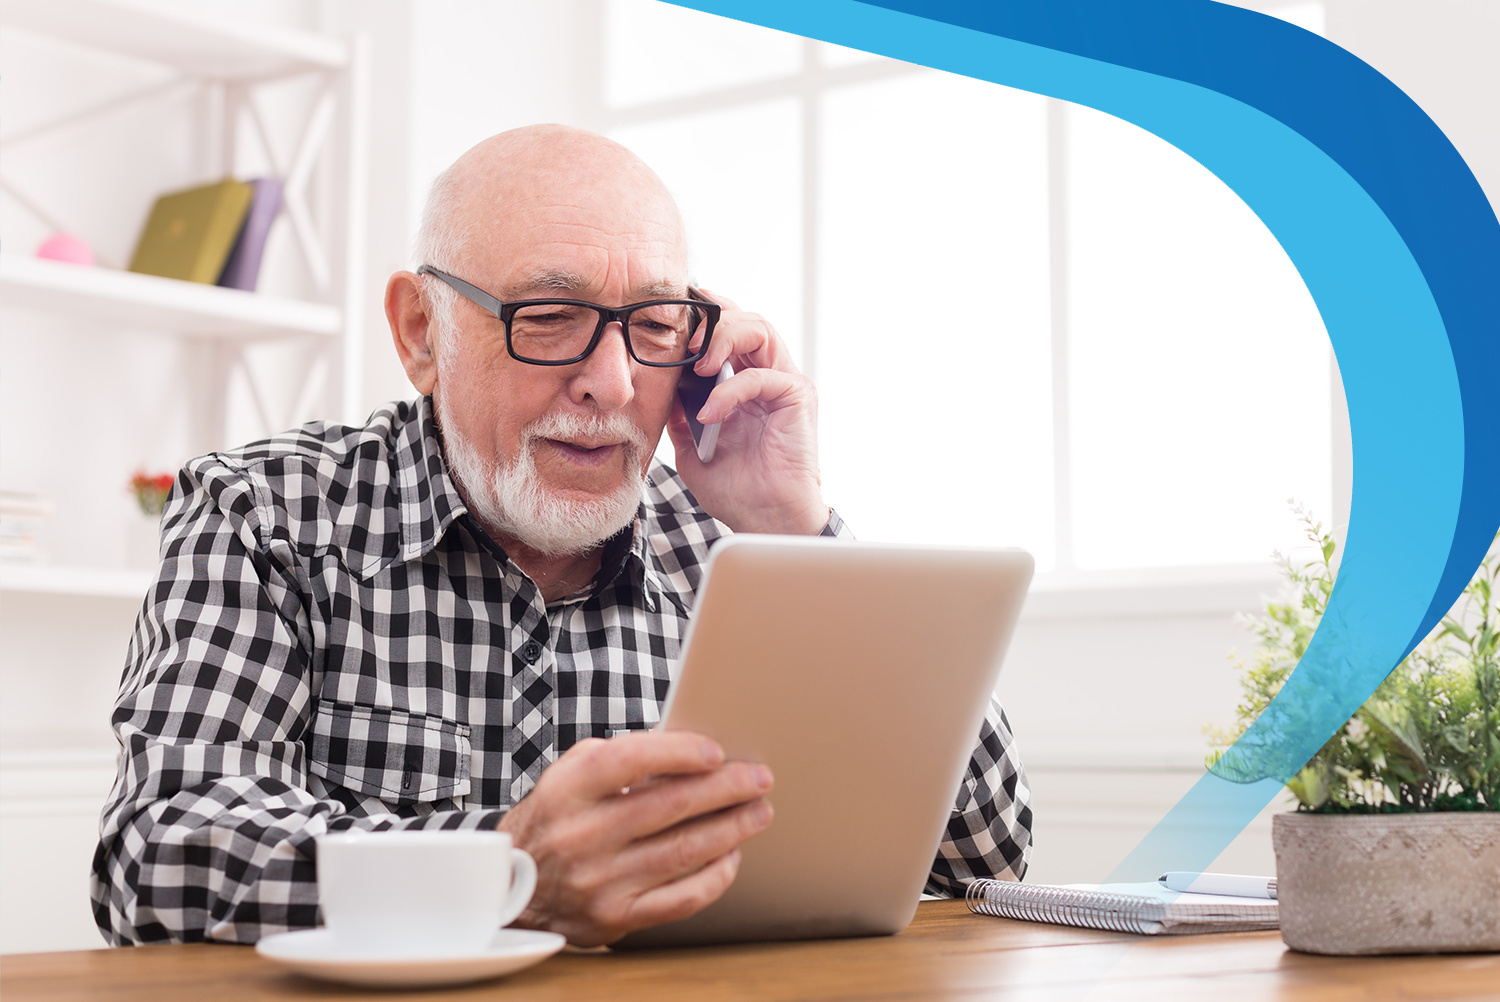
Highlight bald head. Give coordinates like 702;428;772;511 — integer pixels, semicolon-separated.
415;125;688;285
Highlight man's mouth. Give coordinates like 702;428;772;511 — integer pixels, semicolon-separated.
542;438;625;466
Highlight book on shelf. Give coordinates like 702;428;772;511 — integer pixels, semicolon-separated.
966;879;1279;935
217;177;283;292
0;491;54;565
128;179;253;284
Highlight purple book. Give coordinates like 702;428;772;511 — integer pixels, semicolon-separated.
217;177;283;292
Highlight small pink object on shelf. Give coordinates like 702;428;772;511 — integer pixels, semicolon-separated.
36;233;95;266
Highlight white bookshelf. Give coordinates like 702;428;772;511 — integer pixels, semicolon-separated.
0;0;370;954
0;564;153;600
0;0;347;78
0;257;341;341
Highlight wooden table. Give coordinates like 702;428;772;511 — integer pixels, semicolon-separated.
6;901;1500;1001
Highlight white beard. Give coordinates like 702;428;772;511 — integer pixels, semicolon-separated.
437;395;649;558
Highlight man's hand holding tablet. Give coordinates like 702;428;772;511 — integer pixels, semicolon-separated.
498;730;774;947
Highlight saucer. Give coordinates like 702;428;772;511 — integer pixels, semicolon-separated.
255;928;567;988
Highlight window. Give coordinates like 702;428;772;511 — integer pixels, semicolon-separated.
596;0;1335;574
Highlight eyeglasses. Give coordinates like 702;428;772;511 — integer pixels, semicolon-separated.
417;265;720;368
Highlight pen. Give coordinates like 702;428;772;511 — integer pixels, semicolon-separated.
1158;871;1277;899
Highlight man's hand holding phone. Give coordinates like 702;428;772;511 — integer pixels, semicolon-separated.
666;289;829;537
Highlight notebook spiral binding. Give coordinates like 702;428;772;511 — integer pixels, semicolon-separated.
965;879;1279;935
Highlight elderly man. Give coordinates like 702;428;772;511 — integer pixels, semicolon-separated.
92;125;1032;948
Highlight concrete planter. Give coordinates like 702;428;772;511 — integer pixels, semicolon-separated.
1272;811;1500;955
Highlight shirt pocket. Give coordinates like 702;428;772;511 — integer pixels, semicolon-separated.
308;703;472;805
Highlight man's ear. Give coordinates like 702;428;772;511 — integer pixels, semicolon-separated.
387;270;439;395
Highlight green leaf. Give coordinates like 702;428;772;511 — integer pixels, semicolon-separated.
1365;701;1426;765
1477;623;1497;659
1440;620;1472;646
1286;765;1331;809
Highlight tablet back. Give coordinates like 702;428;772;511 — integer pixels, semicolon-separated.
616;535;1033;948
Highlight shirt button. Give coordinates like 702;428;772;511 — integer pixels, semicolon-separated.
521;641;543;665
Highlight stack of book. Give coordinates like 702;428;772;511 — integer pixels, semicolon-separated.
0;492;55;564
127;177;283;291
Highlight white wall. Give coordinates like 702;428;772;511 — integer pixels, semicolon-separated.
408;0;592;250
319;0;417;414
1002;570;1282;883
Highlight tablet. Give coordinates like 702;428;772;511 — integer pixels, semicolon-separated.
615;535;1033;948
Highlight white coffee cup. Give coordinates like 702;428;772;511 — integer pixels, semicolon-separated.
316;830;537;956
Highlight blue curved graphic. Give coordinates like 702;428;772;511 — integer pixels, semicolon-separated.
668;1;1500;875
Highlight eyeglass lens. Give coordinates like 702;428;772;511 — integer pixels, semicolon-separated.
509;302;701;364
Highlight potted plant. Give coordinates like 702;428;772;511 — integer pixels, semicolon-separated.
1208;510;1500;955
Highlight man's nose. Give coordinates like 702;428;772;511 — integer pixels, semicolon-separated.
571;320;636;410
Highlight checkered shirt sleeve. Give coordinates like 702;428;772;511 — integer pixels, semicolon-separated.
92;429;507;945
92;398;1031;945
925;700;1032;893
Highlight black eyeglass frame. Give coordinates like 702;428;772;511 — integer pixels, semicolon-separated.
417;265;720;368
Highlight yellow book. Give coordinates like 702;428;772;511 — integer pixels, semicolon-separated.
128;179;254;284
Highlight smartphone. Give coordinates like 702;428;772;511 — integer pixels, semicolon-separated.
678;360;733;464
677;288;733;463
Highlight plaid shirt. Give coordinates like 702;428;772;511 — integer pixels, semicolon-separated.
92;397;1032;945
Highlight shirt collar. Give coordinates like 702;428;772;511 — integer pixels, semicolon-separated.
560;464;701;616
567;514;664;613
621;463;703;617
394;395;470;566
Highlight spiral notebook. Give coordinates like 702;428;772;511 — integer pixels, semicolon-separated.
966;880;1279;935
